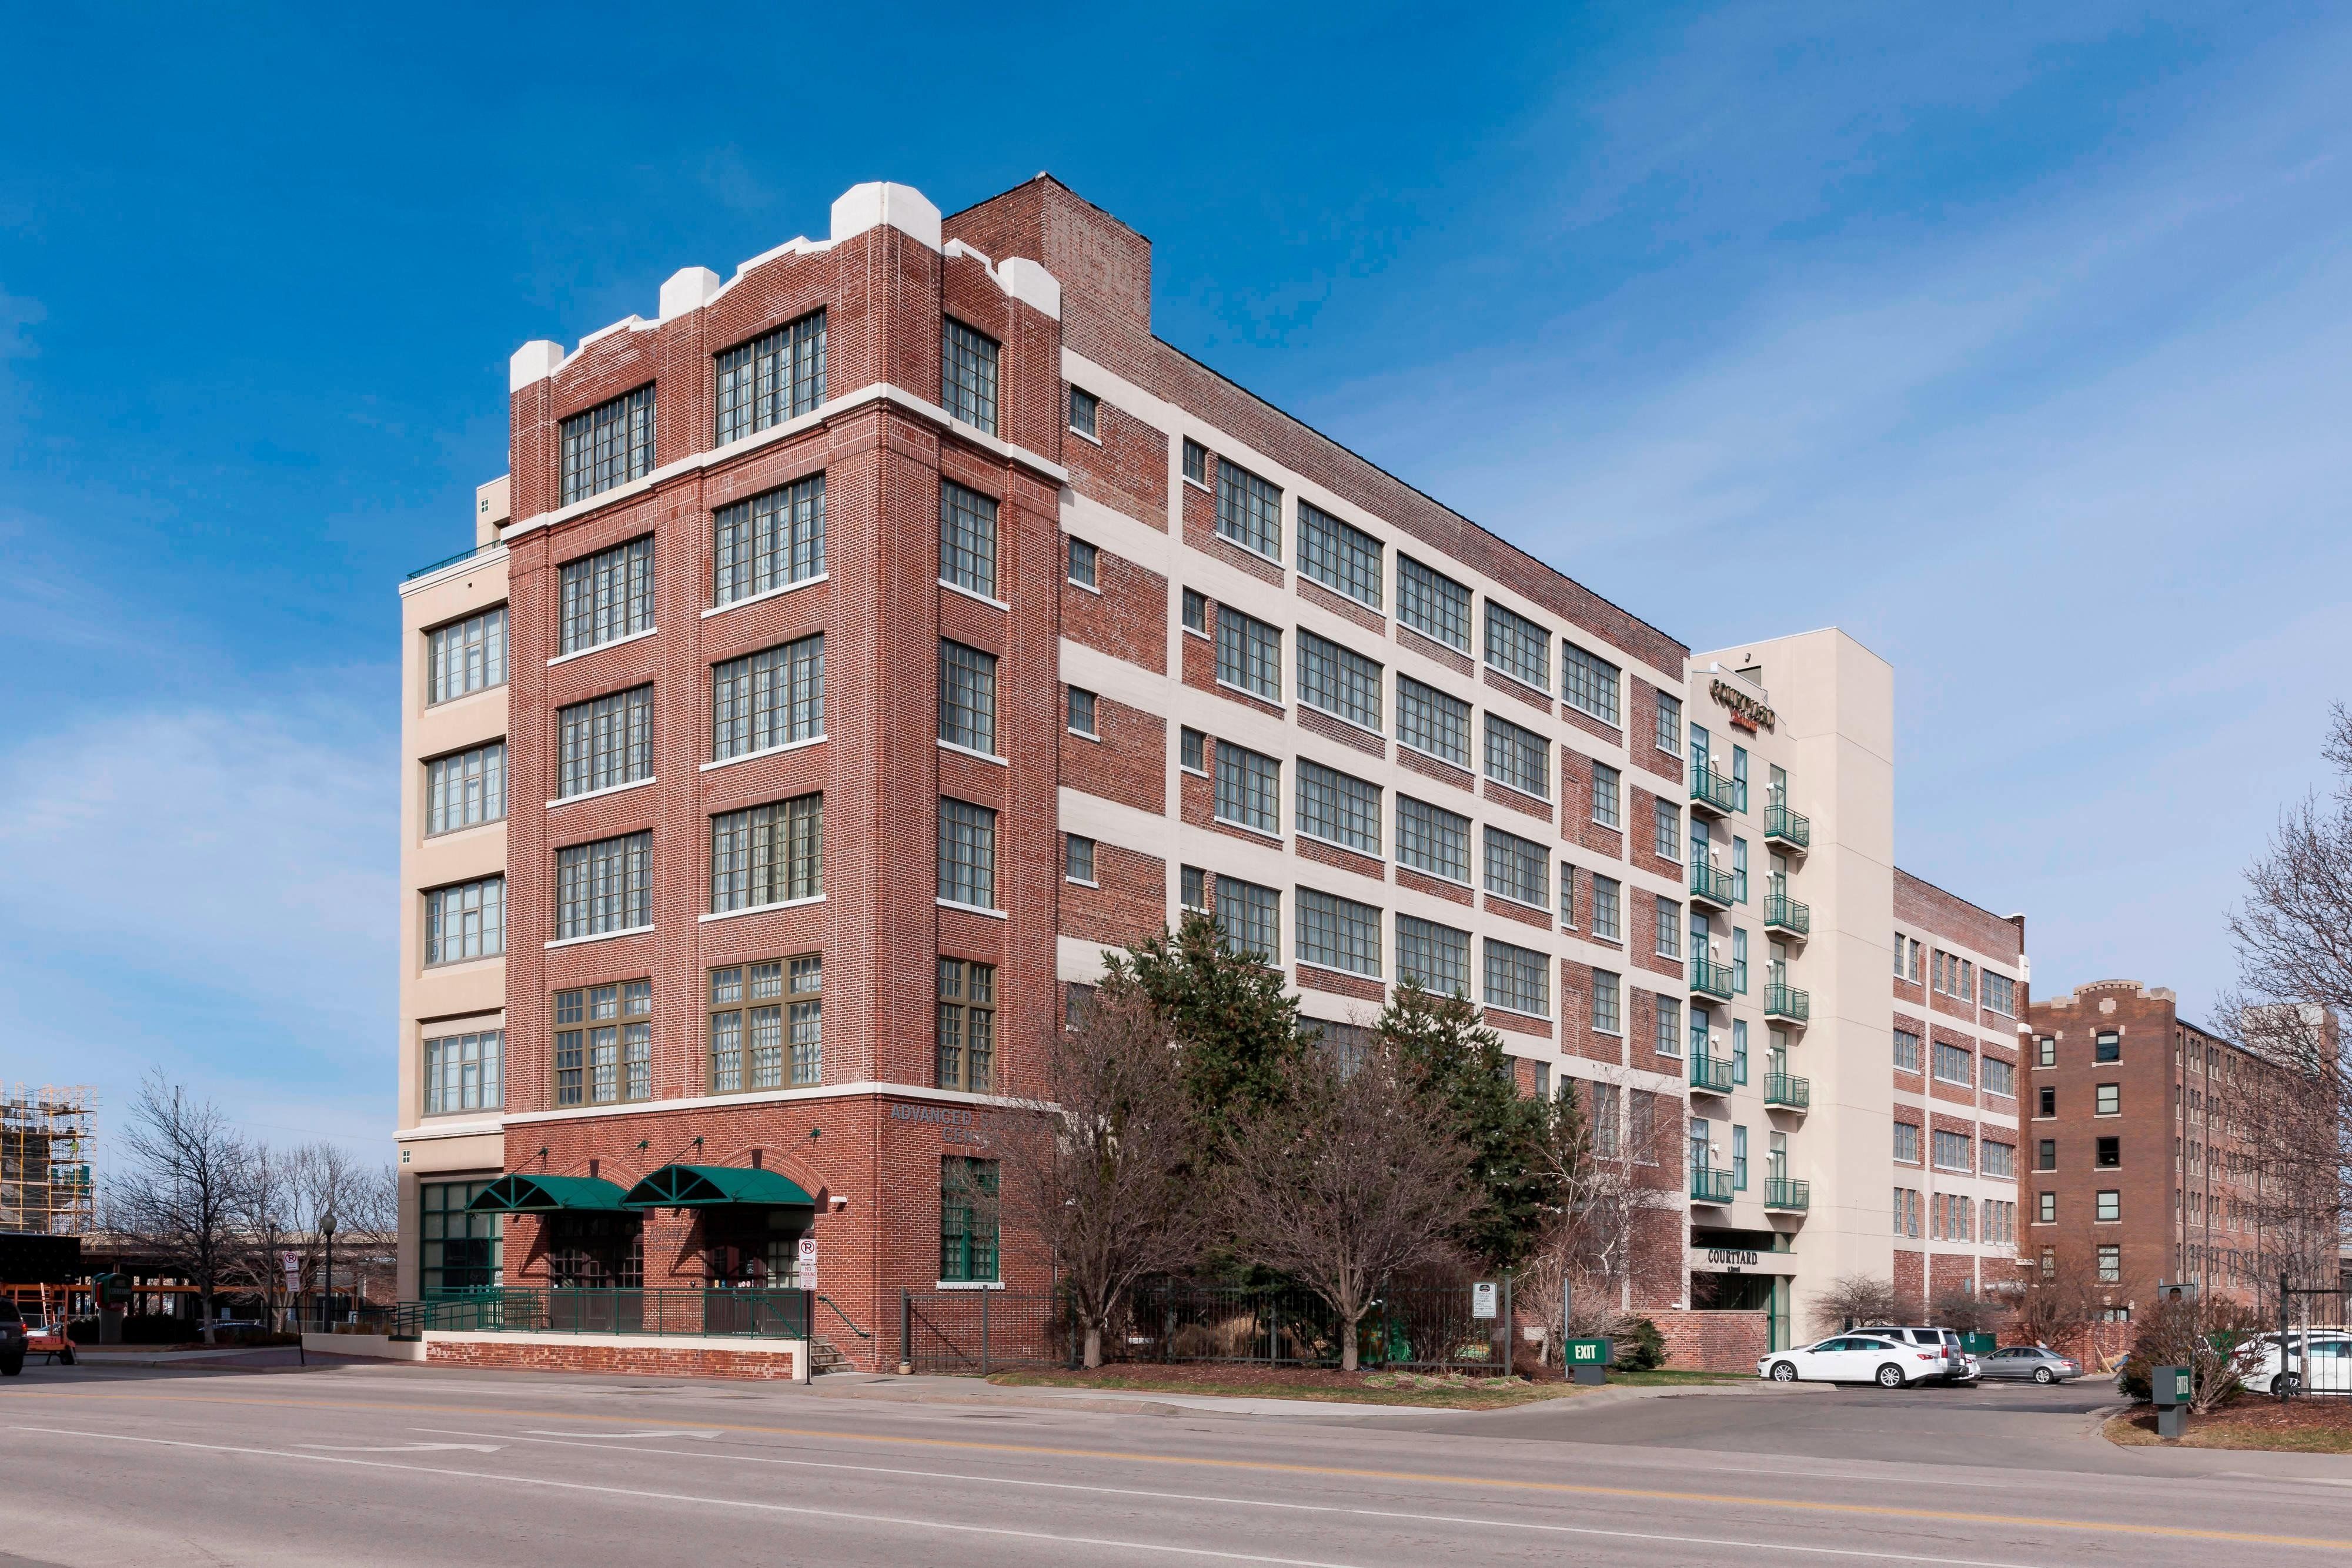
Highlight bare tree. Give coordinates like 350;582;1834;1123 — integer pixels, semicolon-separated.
109;1072;252;1342
1993;1244;2103;1354
1807;1273;1920;1338
995;981;1210;1368
1929;1286;2003;1337
1217;1037;1479;1371
2123;1292;2267;1414
1515;1076;1681;1349
229;1143;305;1329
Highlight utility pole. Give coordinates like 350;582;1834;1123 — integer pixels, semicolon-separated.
320;1212;338;1335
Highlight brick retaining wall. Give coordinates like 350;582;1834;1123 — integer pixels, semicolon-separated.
426;1332;803;1381
1648;1308;1769;1373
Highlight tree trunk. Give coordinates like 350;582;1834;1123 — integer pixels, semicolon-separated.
1084;1323;1103;1369
201;1282;217;1345
1341;1318;1360;1372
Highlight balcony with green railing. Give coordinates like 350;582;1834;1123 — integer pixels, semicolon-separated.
1764;1176;1812;1212
1688;1054;1733;1095
1765;801;1810;851
1765;982;1810;1023
1689;860;1736;910
1689;764;1744;817
1690;957;1736;1000
1764;1072;1810;1111
1689;1166;1734;1205
1763;892;1809;937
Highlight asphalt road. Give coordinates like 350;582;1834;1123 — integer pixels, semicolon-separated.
2;1360;2349;1567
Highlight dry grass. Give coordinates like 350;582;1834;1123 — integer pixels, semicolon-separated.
2106;1399;2352;1453
983;1362;1592;1409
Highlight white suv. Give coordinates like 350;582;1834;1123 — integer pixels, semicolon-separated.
1855;1326;1978;1385
2242;1330;2352;1396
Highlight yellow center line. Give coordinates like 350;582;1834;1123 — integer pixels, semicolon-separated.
10;1388;2348;1551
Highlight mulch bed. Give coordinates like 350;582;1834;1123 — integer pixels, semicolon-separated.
987;1362;1528;1391
2111;1397;2352;1450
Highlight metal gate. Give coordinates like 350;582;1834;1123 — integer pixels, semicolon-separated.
2276;1274;2351;1400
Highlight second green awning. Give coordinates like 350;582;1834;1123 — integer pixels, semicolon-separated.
621;1164;818;1211
466;1174;632;1213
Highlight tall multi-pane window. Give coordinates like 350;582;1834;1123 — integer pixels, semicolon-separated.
1893;1028;1924;1073
1984;972;2017;1015
1299;501;1382;608
1214;877;1281;962
939;482;999;599
1395;795;1471;882
553;980;652;1106
1484;714;1548;798
714;310;826;444
710;794;823;912
1067;537;1098;588
427;743;507;834
2097;1244;2122;1282
1216;458;1282;559
1653;799;1680;860
1593;763;1622;828
1396;677;1470;766
1067;687;1097;737
424;1029;503;1114
1982;1139;2016;1178
1655;691;1682;754
428;608;507;704
1484;602;1549;691
939;1155;1000;1281
1733;1125;1748;1190
1296;760;1381;854
710;956;822;1094
558;536;656;654
425;877;505;965
1655;897;1682;959
1561;643;1621;726
1591;1082;1623;1157
557;686;653;798
1592;876;1621;941
937;959;996;1091
711;635;824;760
1297;889;1382;977
1893;1122;1923;1164
1298;631;1382;731
1214;743;1281;835
552;832;651;940
420;1180;502;1294
938;640;998;754
1485;938;1550;1016
1656;995;1682;1058
1215;606;1282;700
1559;862;1578;927
941;317;999;434
713;476;826;605
1067;386;1098;439
560;386;655;505
1396;556;1471;650
1933;1042;1973;1086
1064;834;1095;882
1397;915;1471;995
937;799;997;909
1588;967;1619;1032
1984;1057;2016;1098
1182;439;1210;485
1484;825;1549;909
1932;1130;1973;1172
1180;727;1206;771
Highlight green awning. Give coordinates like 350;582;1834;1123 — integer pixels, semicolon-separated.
621;1164;817;1211
466;1174;632;1213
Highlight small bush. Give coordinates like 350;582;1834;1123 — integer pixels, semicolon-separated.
1616;1318;1668;1372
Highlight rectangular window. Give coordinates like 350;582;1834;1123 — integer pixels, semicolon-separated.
1215;457;1282;559
1396;915;1470;996
1983;1058;2015;1098
941;317;999;433
2096;1190;2121;1223
2094;1031;2120;1063
713;475;826;605
2036;1139;2057;1171
1396;676;1470;766
1893;1122;1922;1164
1592;763;1621;828
2096;1245;2121;1282
937;799;997;909
714;310;825;444
1484;601;1549;691
553;979;652;1106
1395;795;1469;882
560;385;654;504
1656;994;1682;1058
2039;1085;2056;1116
1067;536;1097;588
938;1155;1000;1282
428;608;508;704
1655;692;1681;754
1484;713;1548;798
1486;938;1551;1017
1214;876;1281;962
427;742;507;834
1298;501;1382;608
1982;1139;2016;1178
424;1028;503;1114
1483;825;1549;909
937;960;997;1093
1653;798;1680;861
1932;1129;1972;1172
709;955;822;1093
1592;876;1621;942
1933;1042;1973;1086
1182;439;1210;486
1215;606;1282;700
939;482;1000;599
1296;760;1381;854
1655;897;1682;959
1587;967;1619;1033
710;793;823;912
1561;643;1621;726
712;634;824;760
554;831;651;939
1067;385;1098;439
2096;1136;2119;1168
1065;834;1095;884
1297;630;1383;731
1893;1028;1923;1072
420;1179;503;1294
1213;741;1281;835
1182;588;1208;633
1732;1018;1749;1082
557;686;653;797
1180;727;1206;772
1559;862;1577;927
1984;972;2016;1016
1591;1082;1622;1158
937;640;998;754
1732;838;1748;903
558;536;656;654
1067;687;1097;737
2096;1083;2120;1115
1396;556;1471;650
1733;1125;1748;1191
1181;864;1206;911
423;872;506;967
1297;888;1382;977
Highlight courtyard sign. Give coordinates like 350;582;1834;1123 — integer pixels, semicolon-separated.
1710;678;1775;733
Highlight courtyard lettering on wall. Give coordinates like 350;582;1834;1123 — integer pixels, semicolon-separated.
1709;678;1775;734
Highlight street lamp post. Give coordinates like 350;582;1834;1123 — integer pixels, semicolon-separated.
320;1212;337;1335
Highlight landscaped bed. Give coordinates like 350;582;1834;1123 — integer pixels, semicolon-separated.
2106;1399;2352;1453
983;1362;1736;1408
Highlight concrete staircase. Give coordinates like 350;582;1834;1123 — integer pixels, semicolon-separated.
808;1336;856;1375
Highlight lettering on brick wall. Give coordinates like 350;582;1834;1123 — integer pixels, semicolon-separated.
1709;679;1775;733
890;1102;991;1146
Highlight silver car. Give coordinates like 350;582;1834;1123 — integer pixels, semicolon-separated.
1976;1345;2083;1383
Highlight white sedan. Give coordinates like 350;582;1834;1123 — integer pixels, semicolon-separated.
1758;1335;1950;1388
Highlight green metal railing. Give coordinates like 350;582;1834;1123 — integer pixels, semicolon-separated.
1764;893;1810;936
1690;958;1736;999
1765;801;1811;850
1765;983;1810;1022
1688;1054;1733;1094
388;1287;811;1339
1764;1177;1812;1211
403;541;499;582
1690;765;1743;815
1689;861;1737;907
1764;1072;1810;1109
1689;1166;1734;1204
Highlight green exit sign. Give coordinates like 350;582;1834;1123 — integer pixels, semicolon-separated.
1568;1338;1612;1364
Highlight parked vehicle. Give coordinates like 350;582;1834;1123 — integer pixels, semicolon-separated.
1758;1334;1949;1388
1976;1346;2082;1383
2242;1331;2352;1396
0;1302;26;1377
1855;1325;1978;1384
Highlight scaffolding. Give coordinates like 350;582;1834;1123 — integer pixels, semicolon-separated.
1;1085;96;1236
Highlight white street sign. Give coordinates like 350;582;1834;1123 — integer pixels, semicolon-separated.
1471;1281;1499;1320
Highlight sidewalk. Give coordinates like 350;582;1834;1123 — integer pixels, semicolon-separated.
804;1370;1825;1419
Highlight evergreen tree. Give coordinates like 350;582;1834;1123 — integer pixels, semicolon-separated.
1105;910;1306;1135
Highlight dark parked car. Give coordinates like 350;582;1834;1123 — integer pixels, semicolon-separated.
0;1302;26;1376
1977;1345;2083;1383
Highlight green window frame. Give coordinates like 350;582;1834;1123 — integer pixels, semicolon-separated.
420;1179;503;1296
940;1156;1000;1282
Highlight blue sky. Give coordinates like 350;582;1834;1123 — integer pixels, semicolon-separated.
5;4;2348;1156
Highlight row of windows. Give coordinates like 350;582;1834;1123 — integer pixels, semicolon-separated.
1891;1189;2018;1246
1891;1027;2016;1097
1892;930;2017;1015
2032;1030;2124;1068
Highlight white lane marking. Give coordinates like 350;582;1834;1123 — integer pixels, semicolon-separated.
297;1442;505;1453
405;1426;2059;1568
522;1428;716;1440
6;1426;1367;1568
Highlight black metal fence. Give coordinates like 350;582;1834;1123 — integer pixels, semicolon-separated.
2277;1276;2351;1400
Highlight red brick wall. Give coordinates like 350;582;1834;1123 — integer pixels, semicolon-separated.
1649;1308;1769;1374
428;1336;801;1381
1061;697;1164;814
1061;542;1166;672
1061;395;1168;530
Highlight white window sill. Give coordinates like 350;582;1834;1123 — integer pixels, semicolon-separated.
698;895;824;924
1300;700;1385;740
1297;828;1381;860
1182;475;1211;493
1214;678;1282;707
1485;890;1551;917
1395;862;1473;888
1065;877;1098;889
1562;698;1621;730
1484;776;1552;806
940;579;1010;613
933;1280;1006;1290
1180;764;1208;777
938;738;1008;767
545;924;654;950
1589;1025;1623;1037
1211;815;1283;844
548;626;657;667
1301;575;1383;617
1182;624;1210;640
1214;528;1285;570
1485;1003;1553;1024
1484;663;1551;702
1399;624;1472;656
548;775;656;809
1068;727;1101;743
1067;576;1101;595
701;573;829;619
701;735;826;773
1397;739;1471;772
422;817;510;842
937;899;1008;920
1067;424;1102;447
